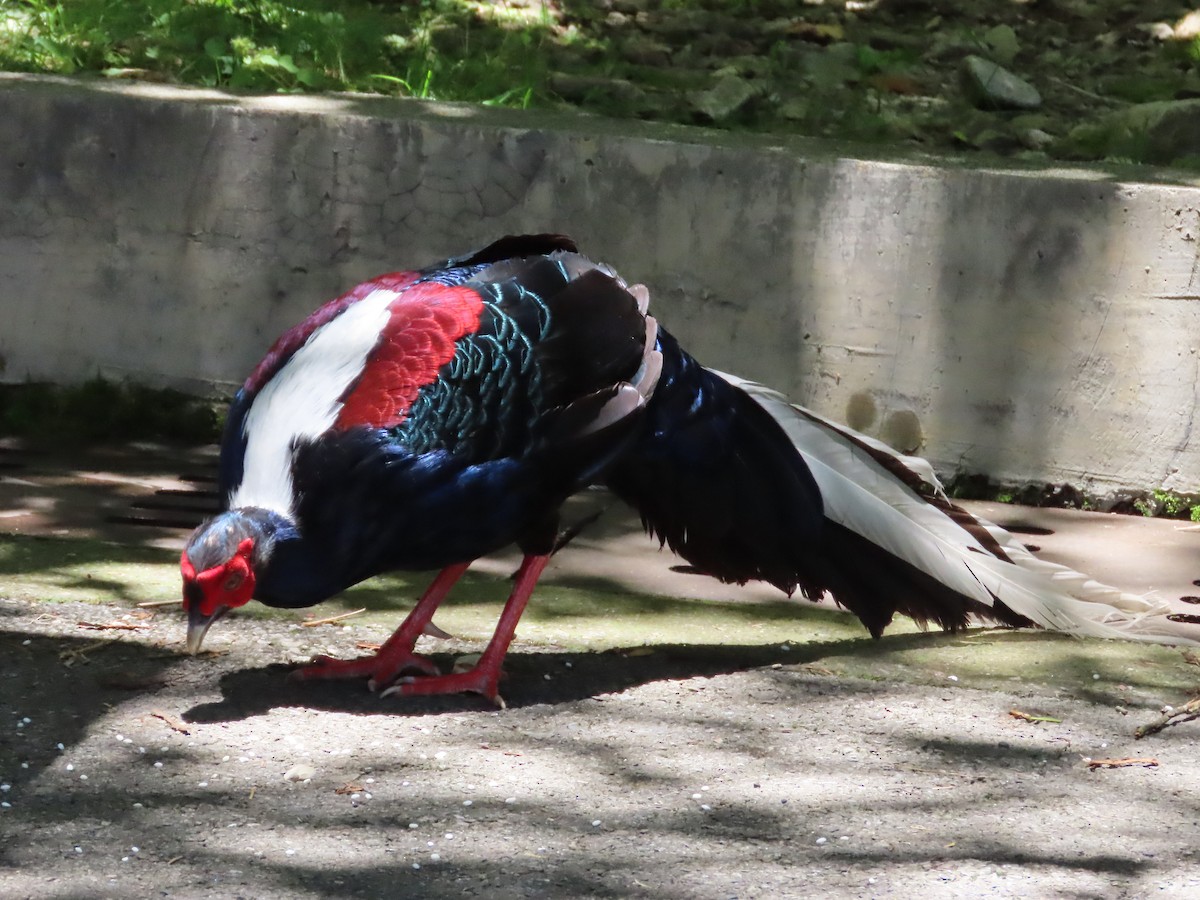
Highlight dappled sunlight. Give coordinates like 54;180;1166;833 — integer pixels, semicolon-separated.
5;617;1196;897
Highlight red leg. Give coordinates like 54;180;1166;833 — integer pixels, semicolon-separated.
291;562;471;689
380;553;551;707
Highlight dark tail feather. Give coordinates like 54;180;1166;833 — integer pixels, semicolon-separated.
715;372;1194;644
603;329;827;598
605;328;1192;643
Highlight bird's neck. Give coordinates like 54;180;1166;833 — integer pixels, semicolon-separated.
227;506;347;609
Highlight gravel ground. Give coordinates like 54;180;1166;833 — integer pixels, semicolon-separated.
3;594;1199;899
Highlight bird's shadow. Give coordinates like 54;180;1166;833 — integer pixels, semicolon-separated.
181;629;1035;723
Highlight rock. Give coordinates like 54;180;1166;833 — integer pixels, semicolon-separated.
959;55;1042;110
1139;21;1177;42
1064;99;1200;164
637;9;711;38
981;24;1021;65
690;75;759;122
1020;127;1055;150
1175;11;1200;40
619;35;672;67
284;764;316;782
548;73;643;105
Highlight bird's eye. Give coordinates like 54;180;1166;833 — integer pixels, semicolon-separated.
223;572;245;592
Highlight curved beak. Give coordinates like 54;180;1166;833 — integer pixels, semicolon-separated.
186;604;228;655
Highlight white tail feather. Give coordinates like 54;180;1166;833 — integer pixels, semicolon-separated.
714;371;1196;645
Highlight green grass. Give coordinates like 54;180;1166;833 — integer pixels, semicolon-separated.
4;531;1197;706
0;0;553;107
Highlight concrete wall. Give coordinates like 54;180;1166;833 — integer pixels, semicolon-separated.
2;73;1199;497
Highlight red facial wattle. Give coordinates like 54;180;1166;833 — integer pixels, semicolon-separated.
181;538;256;653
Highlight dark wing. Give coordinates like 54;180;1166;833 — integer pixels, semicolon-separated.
389;251;651;464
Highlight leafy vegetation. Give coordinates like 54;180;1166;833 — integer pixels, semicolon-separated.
0;378;221;443
0;0;554;105
5;1;1200;161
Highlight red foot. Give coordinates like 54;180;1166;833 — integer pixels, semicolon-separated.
378;664;506;708
290;562;472;691
290;650;440;689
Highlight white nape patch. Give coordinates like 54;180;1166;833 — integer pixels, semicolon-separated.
229;288;398;515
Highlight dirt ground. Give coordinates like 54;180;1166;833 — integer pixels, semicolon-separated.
3;593;1200;900
1;444;1199;898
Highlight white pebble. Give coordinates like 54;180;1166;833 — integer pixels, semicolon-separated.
22;717;31;724
56;743;64;751
505;797;516;804
412;863;420;870
816;837;827;845
283;764;316;782
198;781;208;788
285;849;295;856
131;846;139;853
0;784;9;792
430;852;440;862
115;734;124;741
1092;673;1100;680
444;833;454;840
65;764;74;772
701;804;711;811
79;774;88;781
691;793;702;800
946;675;959;682
434;751;447;760
1;802;10;809
153;762;164;769
591;820;601;827
462;800;472;807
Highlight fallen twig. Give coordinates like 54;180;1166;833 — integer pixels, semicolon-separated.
150;710;191;735
78;620;149;631
1135;697;1200;739
335;782;365;795
1083;756;1159;770
355;641;383;652
137;599;182;608
302;608;366;627
59;639;114;666
1009;709;1062;724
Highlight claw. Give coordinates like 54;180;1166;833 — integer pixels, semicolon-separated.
378;667;506;708
290;649;440;687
